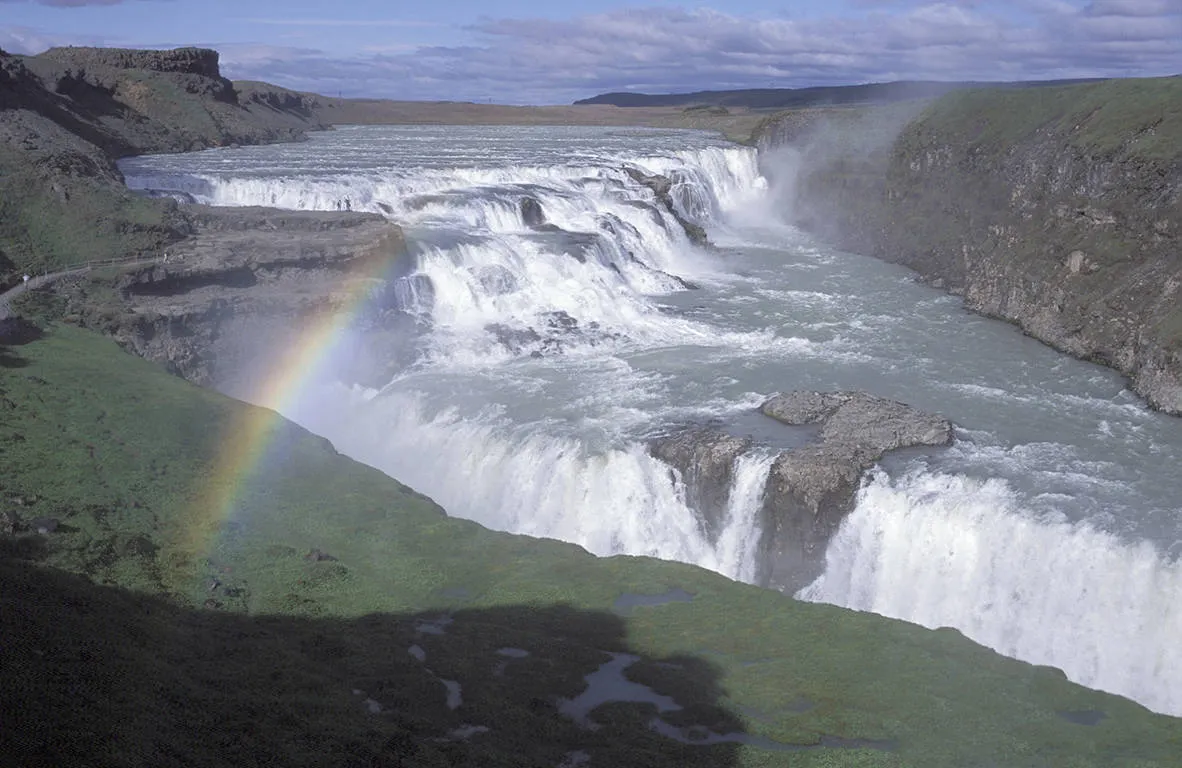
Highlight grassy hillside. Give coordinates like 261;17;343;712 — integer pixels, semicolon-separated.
3;316;1182;766
907;76;1182;162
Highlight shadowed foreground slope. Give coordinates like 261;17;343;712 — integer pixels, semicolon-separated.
2;321;1182;766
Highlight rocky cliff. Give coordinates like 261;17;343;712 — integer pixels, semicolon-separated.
0;46;330;279
50;207;414;395
650;392;952;592
763;78;1182;413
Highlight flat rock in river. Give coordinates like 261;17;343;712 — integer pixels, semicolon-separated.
758;391;953;591
650;391;952;593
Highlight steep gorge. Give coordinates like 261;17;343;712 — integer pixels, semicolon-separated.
761;78;1182;413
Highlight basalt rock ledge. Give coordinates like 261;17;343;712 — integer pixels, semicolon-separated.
650;391;953;593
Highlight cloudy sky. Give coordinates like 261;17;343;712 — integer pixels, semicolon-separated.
1;0;1179;103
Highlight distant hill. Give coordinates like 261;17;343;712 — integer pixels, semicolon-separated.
574;79;1104;109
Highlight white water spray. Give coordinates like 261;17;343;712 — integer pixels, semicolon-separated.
800;469;1182;715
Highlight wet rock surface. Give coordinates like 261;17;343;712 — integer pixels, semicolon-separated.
649;391;952;593
757;391;953;591
623;167;710;246
648;430;752;541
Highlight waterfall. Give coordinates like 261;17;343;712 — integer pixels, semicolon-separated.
121;125;1182;716
799;468;1182;715
125;142;765;366
290;386;769;583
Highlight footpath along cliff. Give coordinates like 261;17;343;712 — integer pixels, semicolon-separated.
757;78;1182;413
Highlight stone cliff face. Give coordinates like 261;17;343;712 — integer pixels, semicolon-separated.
0;46;331;278
763;78;1182;413
39;46;224;78
63;207;415;396
8;46;329;157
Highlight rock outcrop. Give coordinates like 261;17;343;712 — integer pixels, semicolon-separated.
757;392;952;591
649;430;752;541
39;46;224;78
761;78;1182;413
1;47;330;282
623;167;710;246
649;391;952;592
62;207;415;395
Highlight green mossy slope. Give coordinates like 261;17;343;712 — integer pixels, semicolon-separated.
2;322;1181;766
912;77;1182;162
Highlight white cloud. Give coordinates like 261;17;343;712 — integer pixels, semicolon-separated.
4;2;1180;103
0;24;106;53
236;18;442;28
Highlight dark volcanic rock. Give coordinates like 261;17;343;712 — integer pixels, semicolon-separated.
520;197;546;228
760;391;953;449
649;429;753;541
757;392;952;591
40;47;224;78
623;167;710;246
650;391;952;594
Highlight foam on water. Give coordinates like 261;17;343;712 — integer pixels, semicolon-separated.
125;132;762;366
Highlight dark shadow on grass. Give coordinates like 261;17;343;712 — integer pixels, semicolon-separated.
0;317;44;367
0;558;747;768
0;347;29;368
0;316;44;345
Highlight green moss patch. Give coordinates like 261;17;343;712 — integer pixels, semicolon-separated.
910;78;1182;162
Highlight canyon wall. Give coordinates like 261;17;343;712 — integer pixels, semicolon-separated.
760;78;1182;412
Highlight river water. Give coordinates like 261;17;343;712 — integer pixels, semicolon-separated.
121;125;1182;715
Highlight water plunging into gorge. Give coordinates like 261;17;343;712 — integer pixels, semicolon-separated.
121;125;1182;716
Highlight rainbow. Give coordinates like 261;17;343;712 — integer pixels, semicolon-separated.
182;233;409;567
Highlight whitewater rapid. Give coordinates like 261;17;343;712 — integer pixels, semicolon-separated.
121;125;1182;716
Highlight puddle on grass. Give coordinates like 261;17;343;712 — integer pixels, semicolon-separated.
560;652;895;753
447;724;488;740
1058;710;1108;726
493;647;531;676
415;615;453;635
612;588;694;615
557;751;591;768
559;653;679;729
442;679;463;710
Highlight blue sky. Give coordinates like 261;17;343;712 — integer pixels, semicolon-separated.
2;0;1180;103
